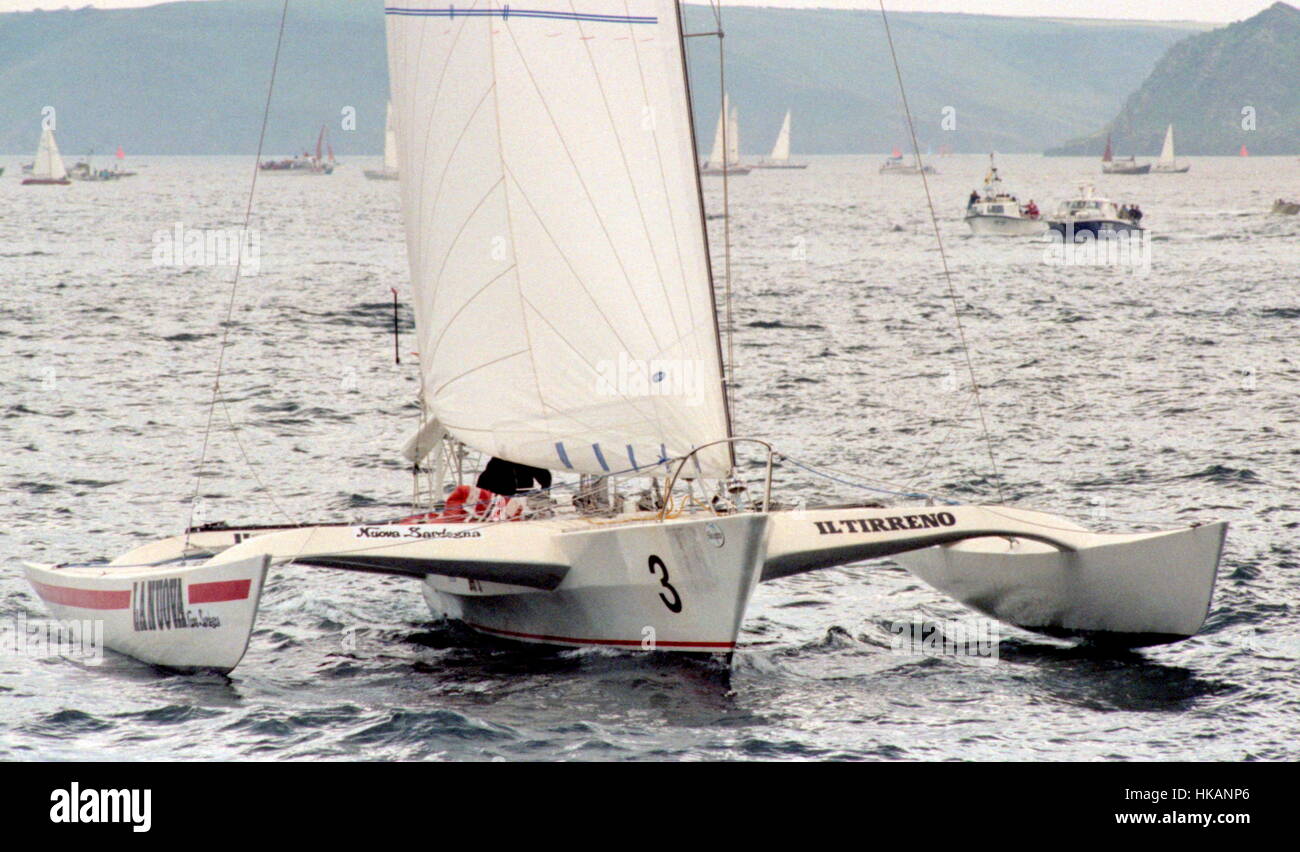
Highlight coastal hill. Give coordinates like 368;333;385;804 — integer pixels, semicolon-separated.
1046;2;1300;156
0;0;1206;156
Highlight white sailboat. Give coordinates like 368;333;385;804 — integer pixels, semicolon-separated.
23;0;1227;674
1151;124;1190;174
753;110;808;170
22;126;71;185
364;101;400;181
700;93;750;176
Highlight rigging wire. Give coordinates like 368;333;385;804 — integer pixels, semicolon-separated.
710;0;737;439
876;0;1005;504
185;0;296;546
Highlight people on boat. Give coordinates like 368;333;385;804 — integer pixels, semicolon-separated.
475;456;552;497
1119;204;1130;219
968;189;980;207
1023;200;1039;218
1130;205;1143;223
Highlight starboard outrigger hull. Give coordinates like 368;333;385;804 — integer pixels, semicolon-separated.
20;504;1225;672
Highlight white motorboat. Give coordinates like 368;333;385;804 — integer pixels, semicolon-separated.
23;0;1226;674
963;156;1046;236
1047;182;1146;239
880;148;935;175
752;110;808;169
363;101;400;181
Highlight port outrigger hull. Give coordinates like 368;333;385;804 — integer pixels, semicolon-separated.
21;505;1225;672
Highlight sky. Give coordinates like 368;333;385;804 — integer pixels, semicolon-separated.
0;0;1286;24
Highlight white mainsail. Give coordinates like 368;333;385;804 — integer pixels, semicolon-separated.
1157;124;1176;166
386;0;731;478
705;93;729;168
33;126;67;181
769;110;791;162
383;101;399;172
726;103;740;165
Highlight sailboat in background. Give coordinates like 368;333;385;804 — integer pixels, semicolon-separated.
22;0;1227;674
21;126;71;185
1101;133;1150;174
700;93;750;176
260;125;335;174
752;110;808;170
1151;124;1190;173
364;101;400;181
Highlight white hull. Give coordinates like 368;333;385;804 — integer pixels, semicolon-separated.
22;503;1227;671
965;213;1047;236
893;516;1225;642
421;514;767;651
23;555;269;673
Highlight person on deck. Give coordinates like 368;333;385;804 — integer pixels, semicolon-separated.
968;189;980;207
475;457;552;497
1024;200;1039;218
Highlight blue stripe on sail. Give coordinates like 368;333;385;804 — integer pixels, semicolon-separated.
592;443;610;472
626;444;638;471
555;442;573;469
658;444;668;467
384;7;657;23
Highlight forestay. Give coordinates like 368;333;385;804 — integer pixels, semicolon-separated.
386;0;731;478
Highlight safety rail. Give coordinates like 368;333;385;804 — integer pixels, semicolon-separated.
658;438;776;521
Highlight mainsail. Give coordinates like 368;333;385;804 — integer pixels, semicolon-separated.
705;93;730;168
769;110;791;162
33;127;67;181
1157;124;1175;166
726;103;740;165
383;101;399;172
386;0;732;478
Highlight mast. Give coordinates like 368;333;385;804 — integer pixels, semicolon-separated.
675;0;736;465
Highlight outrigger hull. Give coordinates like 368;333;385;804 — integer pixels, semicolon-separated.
23;555;269;673
19;504;1226;671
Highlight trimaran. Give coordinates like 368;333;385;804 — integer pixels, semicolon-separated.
24;0;1226;674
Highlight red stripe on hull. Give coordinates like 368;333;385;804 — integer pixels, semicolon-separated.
465;621;734;649
188;579;252;604
30;581;130;610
